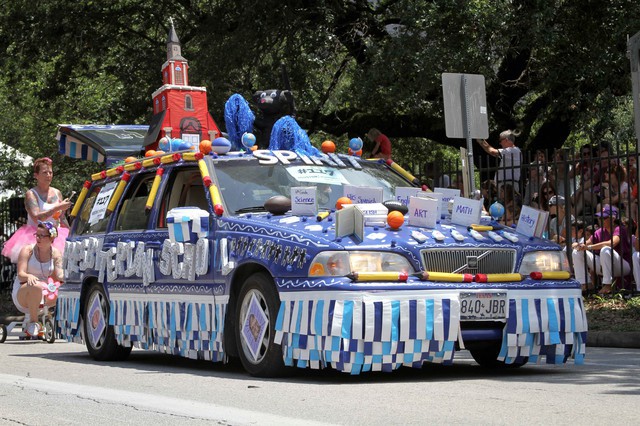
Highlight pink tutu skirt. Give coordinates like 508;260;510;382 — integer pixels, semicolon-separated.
1;224;70;264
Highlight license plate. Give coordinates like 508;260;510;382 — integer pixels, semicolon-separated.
460;292;507;320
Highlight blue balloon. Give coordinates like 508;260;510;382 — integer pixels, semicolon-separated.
489;201;505;220
241;132;256;149
349;137;363;151
170;138;185;152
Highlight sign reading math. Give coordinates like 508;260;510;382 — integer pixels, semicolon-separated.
450;196;482;227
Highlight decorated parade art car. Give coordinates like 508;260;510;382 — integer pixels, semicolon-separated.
54;20;586;376
56;146;588;376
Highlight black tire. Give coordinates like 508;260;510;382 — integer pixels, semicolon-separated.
43;318;56;344
83;283;132;361
234;272;285;377
0;324;6;343
468;341;529;368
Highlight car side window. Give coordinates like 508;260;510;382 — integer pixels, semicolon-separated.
115;173;155;231
156;167;208;228
74;183;111;236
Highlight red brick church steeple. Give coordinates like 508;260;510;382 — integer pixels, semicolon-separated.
144;18;220;150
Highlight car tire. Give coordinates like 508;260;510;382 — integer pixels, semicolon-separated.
83;283;132;361
0;324;6;343
468;341;529;368
235;272;286;377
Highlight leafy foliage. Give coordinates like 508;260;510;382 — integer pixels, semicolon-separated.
0;0;639;191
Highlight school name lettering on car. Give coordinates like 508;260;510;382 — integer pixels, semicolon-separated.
63;237;209;286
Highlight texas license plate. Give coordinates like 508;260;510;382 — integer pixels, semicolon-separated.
460;292;507;320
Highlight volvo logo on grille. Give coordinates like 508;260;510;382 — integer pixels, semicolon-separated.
466;256;479;269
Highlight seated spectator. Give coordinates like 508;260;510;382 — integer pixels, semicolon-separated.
548;195;574;245
572;144;599;215
480;179;498;211
548;148;575;199
572;205;631;294
538;181;557;212
523;163;546;209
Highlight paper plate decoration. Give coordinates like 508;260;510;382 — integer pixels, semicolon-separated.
387;211;404;230
489;201;505;221
212;137;232;154
241;132;256;150
321;140;336;154
336;196;352;210
349;137;363;152
199;139;212;154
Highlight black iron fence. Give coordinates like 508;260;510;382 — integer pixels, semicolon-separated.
0;197;26;296
422;141;640;295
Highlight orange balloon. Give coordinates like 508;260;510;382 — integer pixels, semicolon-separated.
156;150;165;155
321;140;336;154
387;211;404;229
199;139;212;154
124;156;137;163
251;144;258;151
336;197;353;210
145;150;157;157
348;148;363;156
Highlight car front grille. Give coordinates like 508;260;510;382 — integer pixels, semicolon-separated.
420;248;517;274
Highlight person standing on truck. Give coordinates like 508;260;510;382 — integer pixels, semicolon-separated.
366;128;392;160
475;129;522;193
1;157;72;263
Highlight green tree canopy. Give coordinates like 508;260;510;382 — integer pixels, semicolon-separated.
0;0;639;190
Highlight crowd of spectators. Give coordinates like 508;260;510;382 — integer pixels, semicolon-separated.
430;140;640;295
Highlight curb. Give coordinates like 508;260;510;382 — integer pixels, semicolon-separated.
587;331;640;349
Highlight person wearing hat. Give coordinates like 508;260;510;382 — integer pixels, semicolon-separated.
547;195;574;244
572;204;632;294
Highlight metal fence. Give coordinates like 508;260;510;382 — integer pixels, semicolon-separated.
422;141;640;295
0;197;26;296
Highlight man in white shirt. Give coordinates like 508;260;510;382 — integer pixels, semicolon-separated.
476;130;522;193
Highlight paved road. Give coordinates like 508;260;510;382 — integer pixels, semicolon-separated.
0;339;638;425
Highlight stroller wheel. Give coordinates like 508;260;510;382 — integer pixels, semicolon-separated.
43;319;55;344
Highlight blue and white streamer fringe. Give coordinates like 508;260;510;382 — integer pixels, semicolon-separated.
275;296;460;374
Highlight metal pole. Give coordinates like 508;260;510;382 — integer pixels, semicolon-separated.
461;75;476;195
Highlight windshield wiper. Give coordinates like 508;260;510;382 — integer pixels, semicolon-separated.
235;206;267;214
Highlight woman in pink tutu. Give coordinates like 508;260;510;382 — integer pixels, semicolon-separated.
13;221;64;337
1;157;72;263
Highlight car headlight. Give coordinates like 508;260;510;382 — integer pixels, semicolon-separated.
309;251;414;277
519;250;570;276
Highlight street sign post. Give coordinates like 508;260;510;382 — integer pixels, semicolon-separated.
442;73;489;195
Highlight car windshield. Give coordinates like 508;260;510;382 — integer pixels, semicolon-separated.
209;154;414;215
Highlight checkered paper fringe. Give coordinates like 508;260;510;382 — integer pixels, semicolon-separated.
274;295;588;374
274;298;460;374
56;296;228;362
498;296;588;365
110;300;227;361
56;295;83;343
